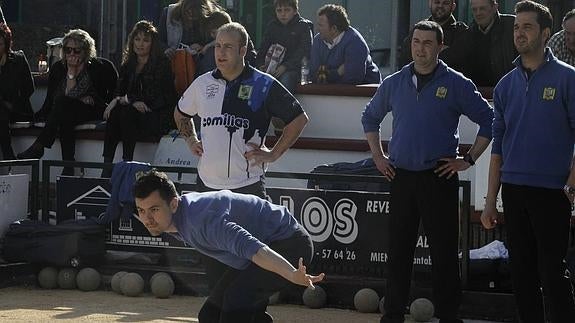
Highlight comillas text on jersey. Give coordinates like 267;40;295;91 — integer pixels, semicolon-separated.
177;65;304;189
202;113;250;129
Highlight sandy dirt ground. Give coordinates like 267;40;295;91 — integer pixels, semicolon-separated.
0;286;383;323
0;286;505;323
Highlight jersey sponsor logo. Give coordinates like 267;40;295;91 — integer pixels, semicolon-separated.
435;86;447;99
206;84;220;99
202;113;250;129
542;87;556;100
238;84;253;100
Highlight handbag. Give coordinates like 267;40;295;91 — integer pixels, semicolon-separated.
171;48;197;96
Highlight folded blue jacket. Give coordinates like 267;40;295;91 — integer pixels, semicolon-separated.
99;161;151;224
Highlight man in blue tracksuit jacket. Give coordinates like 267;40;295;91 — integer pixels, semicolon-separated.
133;170;324;323
362;21;493;323
481;2;575;321
309;4;381;85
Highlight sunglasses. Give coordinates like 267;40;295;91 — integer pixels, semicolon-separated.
63;46;83;55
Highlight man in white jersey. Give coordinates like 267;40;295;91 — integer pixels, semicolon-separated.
173;22;308;299
174;22;308;198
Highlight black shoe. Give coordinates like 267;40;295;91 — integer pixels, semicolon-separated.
17;142;44;159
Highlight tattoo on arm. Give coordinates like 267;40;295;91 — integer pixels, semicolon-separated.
176;113;199;142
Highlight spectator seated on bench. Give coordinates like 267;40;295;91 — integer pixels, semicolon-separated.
102;21;176;178
17;29;118;175
0;23;35;160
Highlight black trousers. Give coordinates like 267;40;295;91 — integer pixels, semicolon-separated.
383;168;461;322
195;176;268;290
197;227;313;323
38;96;102;160
502;183;575;322
102;104;161;161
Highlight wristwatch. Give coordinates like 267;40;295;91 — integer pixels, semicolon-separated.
463;153;475;166
564;184;575;195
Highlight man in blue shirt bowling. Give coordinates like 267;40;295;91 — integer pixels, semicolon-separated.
133;169;324;323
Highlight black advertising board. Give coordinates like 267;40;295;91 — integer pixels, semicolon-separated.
266;187;432;278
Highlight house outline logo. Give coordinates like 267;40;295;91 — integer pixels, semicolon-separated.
66;185;113;223
66;185;110;207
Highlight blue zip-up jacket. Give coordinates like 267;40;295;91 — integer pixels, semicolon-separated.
362;60;493;171
492;49;575;189
310;27;381;85
171;190;301;269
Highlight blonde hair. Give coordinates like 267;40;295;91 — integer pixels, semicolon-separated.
62;29;97;60
217;22;249;47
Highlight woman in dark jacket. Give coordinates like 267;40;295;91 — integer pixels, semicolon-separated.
0;23;34;160
102;21;176;172
17;29;118;174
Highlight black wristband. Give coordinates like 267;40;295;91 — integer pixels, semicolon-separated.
463;153;475;166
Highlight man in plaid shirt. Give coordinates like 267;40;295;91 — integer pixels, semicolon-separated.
548;9;575;67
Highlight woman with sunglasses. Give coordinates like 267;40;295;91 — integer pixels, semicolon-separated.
17;29;118;175
101;21;177;177
0;23;34;160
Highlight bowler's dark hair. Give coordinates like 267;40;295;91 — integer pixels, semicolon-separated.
413;20;444;44
134;170;178;203
317;4;350;32
0;23;12;51
515;0;553;33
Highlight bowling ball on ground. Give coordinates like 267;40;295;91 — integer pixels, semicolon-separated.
120;272;145;297
150;272;175;298
57;268;78;289
410;298;435;322
302;285;327;309
111;271;128;294
38;267;59;289
353;288;379;313
76;267;101;291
